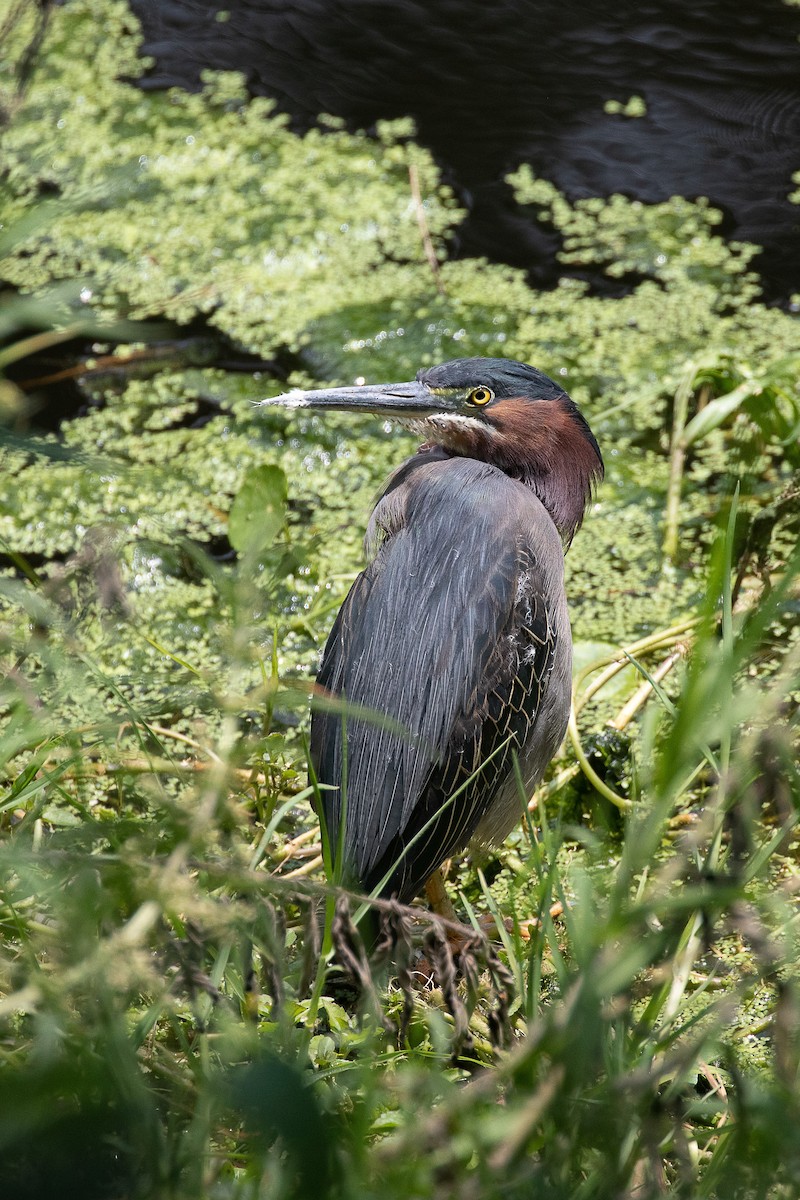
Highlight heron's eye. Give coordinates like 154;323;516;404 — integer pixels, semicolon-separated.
467;386;494;406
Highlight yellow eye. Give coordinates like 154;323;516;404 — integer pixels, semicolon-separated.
468;386;494;406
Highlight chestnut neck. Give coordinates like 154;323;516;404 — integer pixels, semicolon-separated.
417;394;603;543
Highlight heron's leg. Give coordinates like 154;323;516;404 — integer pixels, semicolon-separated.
424;867;457;921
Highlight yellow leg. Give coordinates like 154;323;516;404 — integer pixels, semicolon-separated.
424;867;457;921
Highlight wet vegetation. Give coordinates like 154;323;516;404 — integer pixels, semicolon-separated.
1;2;800;1197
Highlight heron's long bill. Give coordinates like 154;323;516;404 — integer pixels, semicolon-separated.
262;381;452;418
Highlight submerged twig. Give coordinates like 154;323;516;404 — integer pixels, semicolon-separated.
409;163;446;296
609;645;687;730
573;617;699;717
282;854;324;878
559;620;697;812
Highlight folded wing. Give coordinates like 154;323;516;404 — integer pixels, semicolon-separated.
311;453;567;902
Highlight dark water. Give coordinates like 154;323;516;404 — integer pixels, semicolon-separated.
130;0;800;299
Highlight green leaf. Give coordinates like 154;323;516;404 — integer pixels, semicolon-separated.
682;379;756;445
229;1054;339;1197
227;463;287;555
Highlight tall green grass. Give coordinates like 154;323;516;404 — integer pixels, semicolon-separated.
1;477;799;1199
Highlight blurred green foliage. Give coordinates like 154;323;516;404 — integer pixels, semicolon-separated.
1;1;799;1197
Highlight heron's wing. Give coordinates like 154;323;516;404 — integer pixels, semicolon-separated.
310;456;564;899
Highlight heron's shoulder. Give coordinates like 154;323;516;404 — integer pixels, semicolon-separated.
380;450;549;511
367;450;558;556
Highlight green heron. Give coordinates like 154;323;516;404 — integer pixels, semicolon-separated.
265;357;603;904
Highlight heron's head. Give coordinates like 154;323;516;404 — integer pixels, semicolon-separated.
265;356;603;540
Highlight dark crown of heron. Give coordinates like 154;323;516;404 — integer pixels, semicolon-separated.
414;357;604;542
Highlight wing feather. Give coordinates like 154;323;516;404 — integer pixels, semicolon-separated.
310;453;567;901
